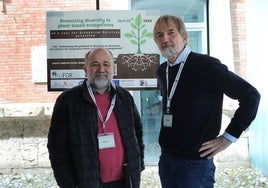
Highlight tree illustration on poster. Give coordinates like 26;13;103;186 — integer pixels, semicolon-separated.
115;14;159;83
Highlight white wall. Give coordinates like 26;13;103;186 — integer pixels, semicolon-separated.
209;0;234;71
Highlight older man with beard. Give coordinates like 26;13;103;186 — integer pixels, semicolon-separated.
153;15;260;188
47;48;145;188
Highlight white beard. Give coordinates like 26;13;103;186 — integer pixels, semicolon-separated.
161;47;178;59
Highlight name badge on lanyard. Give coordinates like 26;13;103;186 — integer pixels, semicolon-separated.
87;84;117;149
165;62;186;128
98;132;115;149
164;46;190;128
163;114;173;127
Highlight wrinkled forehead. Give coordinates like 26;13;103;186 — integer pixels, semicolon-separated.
154;19;177;31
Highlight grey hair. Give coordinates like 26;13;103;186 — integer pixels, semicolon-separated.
153;15;188;41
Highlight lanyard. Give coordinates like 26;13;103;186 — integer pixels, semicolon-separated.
165;47;191;112
166;62;185;112
87;85;116;132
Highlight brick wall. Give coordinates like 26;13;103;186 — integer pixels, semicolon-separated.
230;0;247;78
0;0;128;104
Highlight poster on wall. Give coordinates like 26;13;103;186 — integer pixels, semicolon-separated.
46;10;160;91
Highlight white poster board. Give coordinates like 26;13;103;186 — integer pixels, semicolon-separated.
46;10;160;91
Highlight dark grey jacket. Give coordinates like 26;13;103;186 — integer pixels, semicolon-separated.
47;80;145;188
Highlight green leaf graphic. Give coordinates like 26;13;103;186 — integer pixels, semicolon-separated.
124;14;153;54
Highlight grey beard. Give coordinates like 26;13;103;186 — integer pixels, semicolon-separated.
91;79;110;89
161;47;178;59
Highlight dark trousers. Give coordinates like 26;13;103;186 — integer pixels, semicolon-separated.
159;152;215;188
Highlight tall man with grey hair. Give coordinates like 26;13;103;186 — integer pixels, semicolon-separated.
153;15;260;188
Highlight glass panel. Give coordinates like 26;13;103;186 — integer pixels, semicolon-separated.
140;90;162;163
131;0;206;23
188;31;203;53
